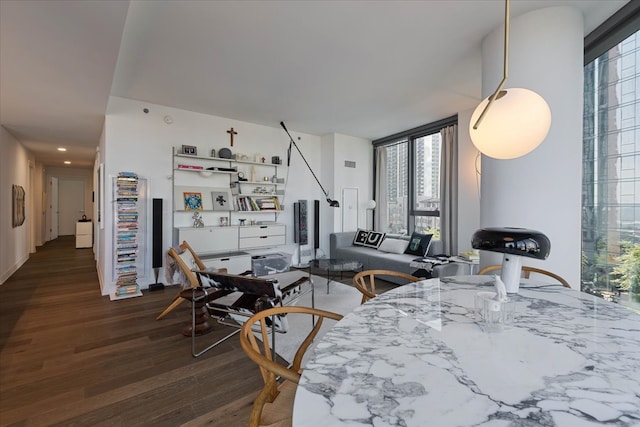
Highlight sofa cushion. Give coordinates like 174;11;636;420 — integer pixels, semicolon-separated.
404;232;433;257
352;229;370;246
378;238;408;254
362;231;386;249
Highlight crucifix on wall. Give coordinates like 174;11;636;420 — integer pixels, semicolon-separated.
226;127;237;147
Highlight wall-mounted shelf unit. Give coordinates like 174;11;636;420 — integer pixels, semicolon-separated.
171;148;287;262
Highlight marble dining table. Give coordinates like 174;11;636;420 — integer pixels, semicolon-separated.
292;275;640;426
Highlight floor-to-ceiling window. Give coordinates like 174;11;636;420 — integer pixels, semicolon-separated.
373;116;455;238
582;3;640;308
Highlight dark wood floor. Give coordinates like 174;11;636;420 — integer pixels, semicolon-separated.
0;237;263;427
1;238;397;427
0;236;394;427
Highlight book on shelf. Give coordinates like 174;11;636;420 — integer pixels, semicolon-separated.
177;164;204;170
234;195;281;211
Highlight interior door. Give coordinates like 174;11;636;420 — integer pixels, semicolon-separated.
341;187;359;232
58;179;85;235
50;177;59;240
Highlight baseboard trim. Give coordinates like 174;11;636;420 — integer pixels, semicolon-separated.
0;253;30;285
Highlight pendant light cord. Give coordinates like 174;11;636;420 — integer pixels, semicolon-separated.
472;0;510;130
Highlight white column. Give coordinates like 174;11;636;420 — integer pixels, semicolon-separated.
479;7;584;288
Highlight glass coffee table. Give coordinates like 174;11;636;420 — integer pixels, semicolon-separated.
308;258;363;294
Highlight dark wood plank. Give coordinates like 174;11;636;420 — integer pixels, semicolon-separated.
0;237;260;427
0;236;395;426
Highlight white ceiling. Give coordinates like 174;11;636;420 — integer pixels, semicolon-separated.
0;0;627;168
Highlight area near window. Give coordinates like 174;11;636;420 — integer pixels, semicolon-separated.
582;2;640;309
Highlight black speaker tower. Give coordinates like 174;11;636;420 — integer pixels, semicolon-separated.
313;199;320;255
148;198;165;291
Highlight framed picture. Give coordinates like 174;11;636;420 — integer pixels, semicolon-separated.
183;192;203;211
182;145;197;156
211;188;233;211
12;184;25;228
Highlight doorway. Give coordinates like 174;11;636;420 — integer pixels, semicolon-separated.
58;179;85;236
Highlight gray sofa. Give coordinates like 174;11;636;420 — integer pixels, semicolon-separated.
330;231;467;284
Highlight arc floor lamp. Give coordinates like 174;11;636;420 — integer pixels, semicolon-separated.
280;121;339;207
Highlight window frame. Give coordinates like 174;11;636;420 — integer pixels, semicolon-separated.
373;115;456;235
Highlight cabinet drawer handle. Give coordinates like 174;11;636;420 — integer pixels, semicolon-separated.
220;258;230;261
260;236;268;239
259;225;267;229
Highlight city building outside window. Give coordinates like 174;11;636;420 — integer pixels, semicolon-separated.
374;117;454;238
582;17;639;309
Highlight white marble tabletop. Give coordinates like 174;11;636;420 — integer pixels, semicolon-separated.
293;275;640;426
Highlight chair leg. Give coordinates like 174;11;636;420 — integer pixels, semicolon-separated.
156;295;186;320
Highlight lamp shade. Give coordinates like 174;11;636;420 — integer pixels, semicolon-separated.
471;227;550;260
469;88;551;159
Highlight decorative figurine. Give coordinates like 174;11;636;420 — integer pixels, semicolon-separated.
192;211;204;228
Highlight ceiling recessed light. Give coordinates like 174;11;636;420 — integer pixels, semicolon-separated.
57;147;67;152
64;161;71;165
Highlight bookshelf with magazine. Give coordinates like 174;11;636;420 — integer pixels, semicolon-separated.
111;172;146;301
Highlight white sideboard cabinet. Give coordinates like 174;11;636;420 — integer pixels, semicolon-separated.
200;252;252;275
174;226;239;254
239;224;286;249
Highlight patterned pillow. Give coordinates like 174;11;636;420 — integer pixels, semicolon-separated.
353;229;370;246
404;232;433;257
362;231;386;249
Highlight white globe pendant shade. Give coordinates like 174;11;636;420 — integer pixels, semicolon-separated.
469;87;551;159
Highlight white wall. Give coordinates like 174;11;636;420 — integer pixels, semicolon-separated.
477;7;584;287
102;96;327;295
334;133;374;230
0;126;32;284
320;133;374;245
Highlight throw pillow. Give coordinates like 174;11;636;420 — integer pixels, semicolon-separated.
404;232;433;257
353;229;370;246
362;231;386;249
377;238;408;254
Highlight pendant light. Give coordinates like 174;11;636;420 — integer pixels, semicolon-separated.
469;0;551;159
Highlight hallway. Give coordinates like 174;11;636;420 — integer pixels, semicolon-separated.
0;237;256;426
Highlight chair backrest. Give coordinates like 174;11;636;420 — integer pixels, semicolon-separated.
240;306;342;427
353;269;422;304
240;305;343;385
477;265;571;288
167;240;206;289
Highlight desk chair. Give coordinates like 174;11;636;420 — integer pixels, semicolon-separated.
240;306;343;427
478;265;571;288
353;270;422;304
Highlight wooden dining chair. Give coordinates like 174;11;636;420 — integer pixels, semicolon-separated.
156;240;222;320
353;269;422;304
240;306;343;427
477;265;571;288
